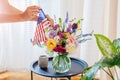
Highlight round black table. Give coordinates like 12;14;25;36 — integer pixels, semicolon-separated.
30;57;88;80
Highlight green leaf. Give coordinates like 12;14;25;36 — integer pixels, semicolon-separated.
112;52;120;67
100;38;120;67
81;60;102;80
113;38;120;52
77;20;80;25
94;34;116;57
101;56;115;67
59;18;62;27
83;66;92;73
77;19;83;26
101;52;120;68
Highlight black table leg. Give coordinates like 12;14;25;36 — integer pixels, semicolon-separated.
31;71;33;80
67;77;71;80
51;78;53;80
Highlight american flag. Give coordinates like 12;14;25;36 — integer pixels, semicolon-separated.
32;9;51;45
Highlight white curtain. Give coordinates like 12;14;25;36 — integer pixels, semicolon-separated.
81;0;119;80
0;0;119;80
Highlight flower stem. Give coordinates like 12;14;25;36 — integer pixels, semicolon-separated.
58;54;60;66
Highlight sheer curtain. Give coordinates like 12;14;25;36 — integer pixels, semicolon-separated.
0;0;119;79
81;0;119;80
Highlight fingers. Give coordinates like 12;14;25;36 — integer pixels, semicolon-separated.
27;5;40;21
31;16;38;21
25;5;54;22
46;14;54;25
29;5;40;10
29;5;40;13
31;11;38;17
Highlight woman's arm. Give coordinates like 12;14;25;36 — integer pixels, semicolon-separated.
0;5;40;23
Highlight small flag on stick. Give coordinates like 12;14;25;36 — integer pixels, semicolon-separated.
32;9;51;45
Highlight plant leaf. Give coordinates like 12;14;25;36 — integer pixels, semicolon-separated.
83;66;92;74
113;38;120;52
101;51;120;68
81;34;120;80
101;56;115;67
94;34;116;57
80;60;102;80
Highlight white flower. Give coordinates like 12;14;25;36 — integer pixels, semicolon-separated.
66;43;76;53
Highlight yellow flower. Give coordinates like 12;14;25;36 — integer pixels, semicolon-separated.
46;39;57;50
64;32;70;38
66;44;76;53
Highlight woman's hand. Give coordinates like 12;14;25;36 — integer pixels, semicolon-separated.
46;14;54;25
21;5;40;21
21;5;54;24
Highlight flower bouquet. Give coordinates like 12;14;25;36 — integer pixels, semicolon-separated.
44;13;93;55
32;11;93;73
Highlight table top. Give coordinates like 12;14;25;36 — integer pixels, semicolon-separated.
30;57;88;78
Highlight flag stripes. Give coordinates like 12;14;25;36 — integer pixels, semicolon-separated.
32;18;51;45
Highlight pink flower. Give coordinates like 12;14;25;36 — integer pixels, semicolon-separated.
58;32;65;39
53;24;59;30
66;35;76;44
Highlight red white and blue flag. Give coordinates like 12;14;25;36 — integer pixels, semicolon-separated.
32;9;51;45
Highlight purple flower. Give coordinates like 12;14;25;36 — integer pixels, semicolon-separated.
49;30;57;38
67;24;72;33
67;28;71;33
72;23;78;29
72;29;76;33
65;12;69;23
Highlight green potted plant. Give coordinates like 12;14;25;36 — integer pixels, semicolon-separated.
81;34;120;80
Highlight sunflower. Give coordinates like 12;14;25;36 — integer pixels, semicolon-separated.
46;39;57;50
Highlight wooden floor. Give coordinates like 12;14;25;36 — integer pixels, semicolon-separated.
0;71;81;80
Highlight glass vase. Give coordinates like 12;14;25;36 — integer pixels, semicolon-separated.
52;54;71;73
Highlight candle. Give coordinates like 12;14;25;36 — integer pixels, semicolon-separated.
38;55;48;69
